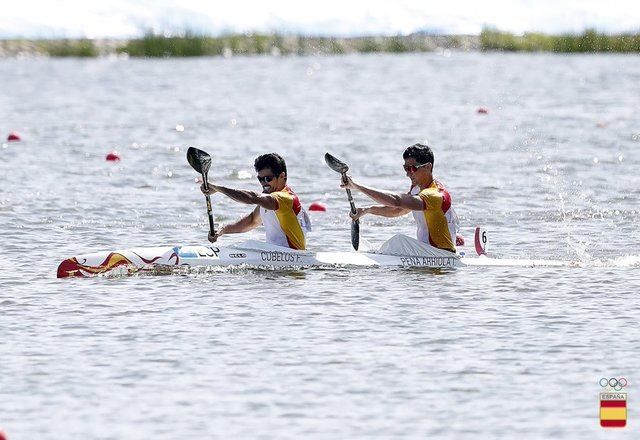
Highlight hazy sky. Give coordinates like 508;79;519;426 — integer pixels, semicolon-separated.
1;0;638;38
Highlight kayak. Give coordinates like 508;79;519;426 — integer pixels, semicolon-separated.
56;234;567;278
57;237;461;278
57;148;570;279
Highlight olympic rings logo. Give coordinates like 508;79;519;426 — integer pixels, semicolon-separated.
599;378;628;391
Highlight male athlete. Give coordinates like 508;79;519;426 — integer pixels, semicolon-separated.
343;143;458;252
200;153;310;249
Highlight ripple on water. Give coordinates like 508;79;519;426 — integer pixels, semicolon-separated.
1;54;639;439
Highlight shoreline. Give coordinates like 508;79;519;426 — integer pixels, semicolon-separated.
0;34;479;58
1;29;638;57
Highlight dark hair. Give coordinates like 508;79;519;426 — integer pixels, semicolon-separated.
403;143;434;168
254;153;287;177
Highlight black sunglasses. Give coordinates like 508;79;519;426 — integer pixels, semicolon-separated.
403;163;430;173
257;174;278;184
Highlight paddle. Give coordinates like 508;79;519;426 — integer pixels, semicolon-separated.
187;147;216;237
324;152;359;251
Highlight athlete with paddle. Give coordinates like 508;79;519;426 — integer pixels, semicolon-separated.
340;143;459;253
197;152;310;249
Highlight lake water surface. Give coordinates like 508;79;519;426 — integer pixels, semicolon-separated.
1;53;639;439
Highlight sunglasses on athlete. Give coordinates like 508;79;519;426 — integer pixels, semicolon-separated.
257;174;278;184
403;162;430;173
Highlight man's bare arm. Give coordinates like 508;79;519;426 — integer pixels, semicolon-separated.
350;206;410;221
202;182;278;210
221;206;262;234
342;177;424;211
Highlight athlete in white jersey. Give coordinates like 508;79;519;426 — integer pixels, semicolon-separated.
200;153;310;249
410;185;460;246
344;143;460;252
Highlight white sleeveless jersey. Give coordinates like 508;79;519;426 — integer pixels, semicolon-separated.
410;184;458;248
259;186;310;250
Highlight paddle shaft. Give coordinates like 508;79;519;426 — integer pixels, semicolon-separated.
201;172;216;235
342;173;357;215
324;153;360;250
342;173;360;250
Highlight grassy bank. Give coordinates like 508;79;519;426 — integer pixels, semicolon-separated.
117;32;470;57
4;29;639;57
481;28;640;52
0;39;99;57
0;33;477;57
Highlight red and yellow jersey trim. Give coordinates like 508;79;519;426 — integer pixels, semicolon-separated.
417;180;455;252
268;186;306;250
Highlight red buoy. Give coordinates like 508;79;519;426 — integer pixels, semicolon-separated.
308;202;327;212
0;429;7;440
7;132;20;142
477;107;489;114
106;151;121;162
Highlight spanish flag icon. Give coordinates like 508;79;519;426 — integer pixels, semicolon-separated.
600;392;627;428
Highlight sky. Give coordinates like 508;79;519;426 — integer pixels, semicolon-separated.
0;0;639;39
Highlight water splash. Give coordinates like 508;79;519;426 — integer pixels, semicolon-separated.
595;254;640;268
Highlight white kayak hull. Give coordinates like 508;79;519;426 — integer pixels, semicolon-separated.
57;239;463;278
57;235;570;278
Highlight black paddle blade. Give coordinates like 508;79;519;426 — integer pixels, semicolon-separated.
351;220;360;251
324;152;349;174
187;147;211;175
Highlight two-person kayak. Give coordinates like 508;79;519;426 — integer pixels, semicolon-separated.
57;147;570;278
56;233;567;278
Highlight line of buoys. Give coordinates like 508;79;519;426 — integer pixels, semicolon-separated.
106;151;121;162
7;132;20;142
308;202;327;212
476;107;489;114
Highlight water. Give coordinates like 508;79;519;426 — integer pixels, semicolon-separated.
1;53;639;439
